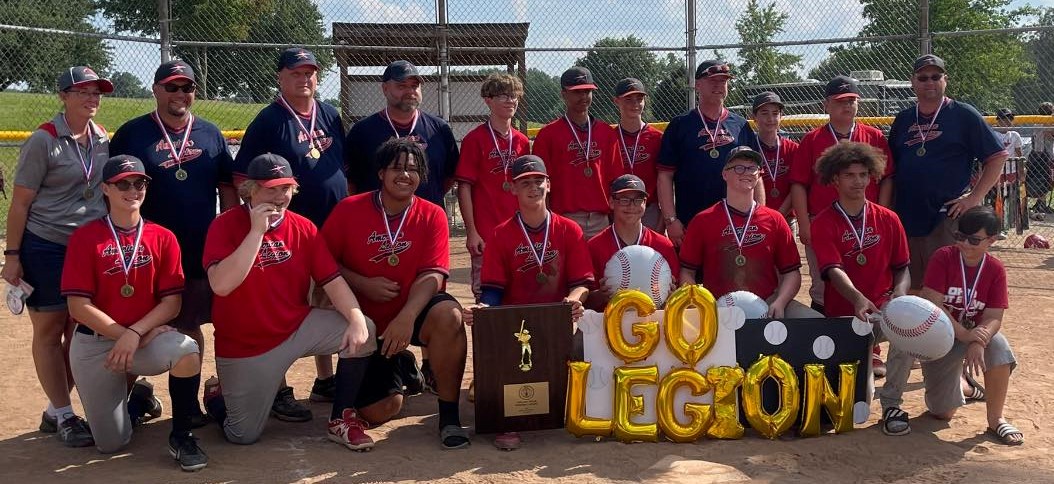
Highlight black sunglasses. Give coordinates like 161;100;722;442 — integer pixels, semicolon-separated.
952;231;990;246
110;179;150;191
162;83;196;93
915;73;944;82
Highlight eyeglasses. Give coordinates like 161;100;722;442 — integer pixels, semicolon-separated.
490;94;519;103
110;179;149;191
724;164;760;175
613;197;646;206
915;73;945;82
64;90;103;99
952;231;991;246
161;83;196;93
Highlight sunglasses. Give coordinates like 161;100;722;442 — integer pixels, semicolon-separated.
110;179;149;191
699;64;731;78
613;197;646;206
952;231;990;246
915;73;945;82
161;83;196;93
725;164;760;175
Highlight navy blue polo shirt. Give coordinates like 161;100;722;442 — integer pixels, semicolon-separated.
235;100;348;227
344;110;459;207
658;108;757;224
889;100;1006;236
110;113;234;279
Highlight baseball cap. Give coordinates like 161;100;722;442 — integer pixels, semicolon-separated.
752;91;784;113
913;54;946;73
382;60;423;83
247;154;298;188
103;155;151;183
154;60;195;85
825;75;860;100
996;108;1015;122
695;60;732;80
610;174;647;196
58;66;114;93
560;66;597;91
614;78;646;98
277;48;319;71
726;146;764;166
510;155;548;180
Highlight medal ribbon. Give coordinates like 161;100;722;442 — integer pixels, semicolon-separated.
834;201;868;253
617;124;645;173
379;192;413;257
958;252;987;319
827;122;856;144
105;216;145;285
151;111;194;170
611;223;644;250
563;115;593;166
516;211;551;272
64;114;95;187
697;108;727;151
757;137;781;185
721;199;756;253
487;122;514;182
914;97;948;151
385;107;420;139
277;95;318;152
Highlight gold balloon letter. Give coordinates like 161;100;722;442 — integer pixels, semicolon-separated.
604;290;660;363
565;361;613;438
742;355;800;439
612;365;659;443
656;368;713;443
663;285;719;366
799;362;858;437
705;366;745;439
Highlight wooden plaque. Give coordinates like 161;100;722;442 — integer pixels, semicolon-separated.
471;303;573;434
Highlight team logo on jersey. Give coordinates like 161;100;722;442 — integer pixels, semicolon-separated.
257;239;292;268
565;141;602;167
840;227;880;256
393;134;429;152
155;139;203;168
102;243;151;275
298;128;334;152
366;231;412;264
763;163;790;179
514;241;558;273
721;223;766;248
696;129;734;152
487;147;518;174
905;123;942;147
943;286;986;322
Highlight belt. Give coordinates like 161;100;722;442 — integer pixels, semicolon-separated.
75;324;97;336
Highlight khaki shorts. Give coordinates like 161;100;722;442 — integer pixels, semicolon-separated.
908;216;957;289
563;211;610;239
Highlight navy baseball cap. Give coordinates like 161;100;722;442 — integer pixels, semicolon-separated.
726;146;764;166
103;155;151;183
614;78;646;98
610;174;647;196
510;155;548;180
382;60;423;83
913;54;946;73
58;66;114;93
560;66;597;91
247;154;298;188
695;60;732;80
752;91;784;113
154;60;195;85
996;108;1015;122
825;75;860;100
277;48;318;71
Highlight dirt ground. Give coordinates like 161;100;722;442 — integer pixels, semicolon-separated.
1;237;1052;483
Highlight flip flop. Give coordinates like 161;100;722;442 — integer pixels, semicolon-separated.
440;425;471;450
988;422;1024;446
882;407;911;436
963;370;986;402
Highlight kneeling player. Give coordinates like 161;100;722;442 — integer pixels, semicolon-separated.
63;155;206;470
201;154;376;450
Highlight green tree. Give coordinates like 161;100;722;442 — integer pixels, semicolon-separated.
0;0;110;91
1012;7;1054;113
524;68;562;124
735;0;802;87
576;36;663;122
651;54;690;122
107;71;150;98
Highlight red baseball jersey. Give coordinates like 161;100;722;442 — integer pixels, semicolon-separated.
923;245;1009;325
62;218;184;327
587;225;679;285
758;137;799;212
532;117;620;214
480;211;594;305
611;124;662;199
789;123;895;216
679;202;801;300
811;201;910;317
203;206;341;358
453;123;530;242
322;192;449;332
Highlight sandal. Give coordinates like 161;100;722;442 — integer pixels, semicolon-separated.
963;370;986;401
440;425;471;450
988;421;1024;446
882;407;911;436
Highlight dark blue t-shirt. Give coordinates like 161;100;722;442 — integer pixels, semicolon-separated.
658;108;757;224
110;113;234;278
235;100;348;227
344;110;459;207
889;99;1006;236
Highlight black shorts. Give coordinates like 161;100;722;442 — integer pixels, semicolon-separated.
169;277;213;331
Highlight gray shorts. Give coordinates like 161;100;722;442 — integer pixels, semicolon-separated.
215;309;377;444
69;329;200;453
908;216;957;290
169;277;212;331
563;211;610;240
764;294;824;318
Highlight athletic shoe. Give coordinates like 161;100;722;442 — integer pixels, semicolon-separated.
130;379;164;426
202;376;221;408
57;414;94;448
271;386;312;422
393;350;425;396
310;376;336;402
189;411;211;429
328;408;374;451
39;411;57;434
421;360;439;395
494;431;521;451
168;433;208;471
872;357;887;378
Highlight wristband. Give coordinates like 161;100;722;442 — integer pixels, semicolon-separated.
127;327;142;338
3;249;19;256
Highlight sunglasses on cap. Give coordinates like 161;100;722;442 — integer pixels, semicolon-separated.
915;73;945;82
952;231;991;246
700;64;731;77
161;83;196;93
109;179;150;191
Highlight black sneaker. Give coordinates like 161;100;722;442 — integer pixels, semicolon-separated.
421;360;439;396
394;350;425;396
189;410;211;429
310;376;336;402
58;415;94;448
270;386;312;422
169;433;208;471
129;379;164;426
39;411;57;434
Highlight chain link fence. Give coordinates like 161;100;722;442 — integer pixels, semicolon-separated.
2;0;1054;250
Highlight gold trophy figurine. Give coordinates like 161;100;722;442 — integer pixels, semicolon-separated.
514;319;533;372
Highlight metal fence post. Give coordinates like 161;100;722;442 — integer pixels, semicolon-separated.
437;0;451;121
919;0;931;55
686;0;697;109
158;0;172;63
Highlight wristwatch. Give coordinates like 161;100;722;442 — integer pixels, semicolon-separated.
3;249;19;256
663;215;679;224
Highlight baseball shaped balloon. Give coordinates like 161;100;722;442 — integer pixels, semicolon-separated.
879;296;955;362
716;291;769;319
604;245;673;307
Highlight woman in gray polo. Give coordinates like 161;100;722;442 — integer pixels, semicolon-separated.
1;66;111;447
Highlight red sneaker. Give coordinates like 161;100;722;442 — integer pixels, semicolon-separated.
494;431;521;451
202;376;222;409
328;409;374;451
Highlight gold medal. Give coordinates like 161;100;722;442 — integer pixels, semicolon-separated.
916;147;926;157
387;254;400;267
175;168;188;181
583;166;593;177
83;188;94;200
120;284;135;298
535;271;548;284
502;181;512;192
735;254;747;267
309;147;321;159
771;188;780;198
856;253;867;266
709;149;720;159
